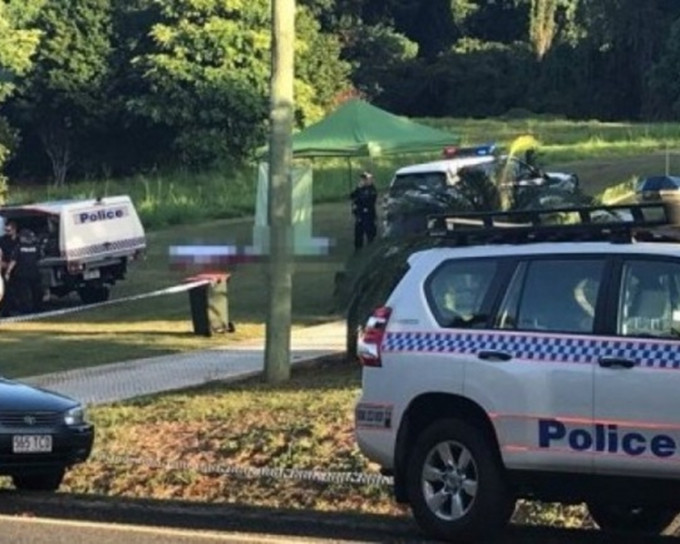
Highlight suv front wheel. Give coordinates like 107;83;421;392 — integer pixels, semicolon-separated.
587;502;677;535
406;418;513;542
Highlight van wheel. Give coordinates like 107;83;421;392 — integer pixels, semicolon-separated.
406;418;513;542
587;502;677;535
79;285;110;304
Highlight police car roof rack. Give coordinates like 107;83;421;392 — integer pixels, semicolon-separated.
427;202;680;246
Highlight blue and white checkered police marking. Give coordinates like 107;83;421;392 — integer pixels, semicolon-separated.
383;331;680;369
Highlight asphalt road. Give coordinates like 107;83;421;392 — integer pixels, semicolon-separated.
1;491;680;544
0;516;364;544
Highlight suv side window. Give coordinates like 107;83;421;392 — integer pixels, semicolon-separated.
497;259;605;334
618;259;680;339
426;259;498;328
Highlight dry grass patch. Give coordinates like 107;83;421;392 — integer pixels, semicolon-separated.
63;359;403;515
54;358;595;528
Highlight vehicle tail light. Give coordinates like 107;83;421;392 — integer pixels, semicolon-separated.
131;249;146;261
358;306;392;367
67;261;84;274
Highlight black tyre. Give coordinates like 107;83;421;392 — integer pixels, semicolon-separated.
588;502;677;535
78;285;110;304
12;467;65;491
406;418;513;542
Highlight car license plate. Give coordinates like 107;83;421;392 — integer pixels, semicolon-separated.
83;269;100;280
12;435;53;453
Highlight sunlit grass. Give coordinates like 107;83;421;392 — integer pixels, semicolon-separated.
8;117;680;232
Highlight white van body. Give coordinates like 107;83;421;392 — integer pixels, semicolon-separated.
0;195;146;303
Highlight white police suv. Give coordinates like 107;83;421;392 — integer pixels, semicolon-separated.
355;202;680;541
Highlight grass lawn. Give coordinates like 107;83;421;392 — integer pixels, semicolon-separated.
0;202;352;378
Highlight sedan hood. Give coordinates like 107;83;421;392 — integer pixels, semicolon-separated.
0;379;77;412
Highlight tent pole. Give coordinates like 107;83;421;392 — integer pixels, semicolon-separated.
347;157;353;194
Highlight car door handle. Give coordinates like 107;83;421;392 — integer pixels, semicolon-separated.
598;357;637;369
477;350;512;362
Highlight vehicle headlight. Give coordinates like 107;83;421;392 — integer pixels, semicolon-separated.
64;405;86;426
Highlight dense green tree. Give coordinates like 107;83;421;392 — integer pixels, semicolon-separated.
341;23;417;100
129;0;350;166
0;0;42;198
571;0;678;119
0;1;42;102
647;17;680;119
8;0;113;186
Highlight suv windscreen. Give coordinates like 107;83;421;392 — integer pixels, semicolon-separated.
389;172;447;196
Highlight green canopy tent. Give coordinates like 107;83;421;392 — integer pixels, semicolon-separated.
253;99;459;255
291;99;459;158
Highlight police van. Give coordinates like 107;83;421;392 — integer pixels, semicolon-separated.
0;195;146;304
355;202;680;541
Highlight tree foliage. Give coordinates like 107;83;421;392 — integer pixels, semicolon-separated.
0;0;42;198
5;0;680;184
127;0;349;166
7;0;113;186
529;0;558;59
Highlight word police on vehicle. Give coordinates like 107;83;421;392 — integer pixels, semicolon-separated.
539;419;678;458
75;206;128;224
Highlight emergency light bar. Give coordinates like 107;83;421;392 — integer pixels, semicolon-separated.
442;143;497;159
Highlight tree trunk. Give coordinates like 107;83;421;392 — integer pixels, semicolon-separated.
530;0;558;59
264;0;295;383
40;119;71;188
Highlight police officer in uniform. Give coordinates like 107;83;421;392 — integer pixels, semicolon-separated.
0;220;19;316
6;228;42;314
350;172;378;251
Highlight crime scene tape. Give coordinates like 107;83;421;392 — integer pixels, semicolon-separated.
92;451;393;487
0;278;210;325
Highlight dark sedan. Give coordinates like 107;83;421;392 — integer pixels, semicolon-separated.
0;378;94;491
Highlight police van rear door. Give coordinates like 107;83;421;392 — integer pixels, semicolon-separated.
63;196;145;263
594;256;680;478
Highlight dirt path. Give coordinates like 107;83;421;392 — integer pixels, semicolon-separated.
554;152;680;195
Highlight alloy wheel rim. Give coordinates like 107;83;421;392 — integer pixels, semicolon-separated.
421;440;479;521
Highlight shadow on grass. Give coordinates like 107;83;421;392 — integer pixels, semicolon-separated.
0;489;676;543
0;331;207;379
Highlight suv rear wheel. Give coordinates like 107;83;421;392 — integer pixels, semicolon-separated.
406;418;513;542
587;502;677;535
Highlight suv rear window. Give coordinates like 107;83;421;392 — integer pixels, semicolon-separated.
426;259;498;328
